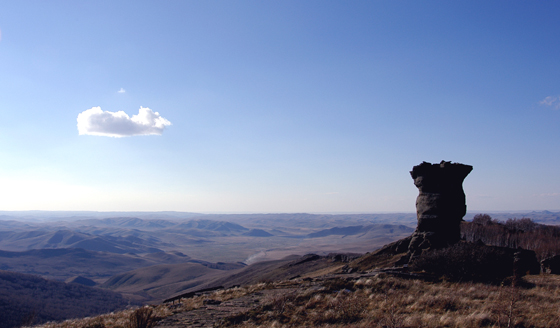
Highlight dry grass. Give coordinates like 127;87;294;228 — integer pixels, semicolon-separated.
29;283;272;328
221;274;560;328
176;282;273;312
30;275;560;328
30;305;172;328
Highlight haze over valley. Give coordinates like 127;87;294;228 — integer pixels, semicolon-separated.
0;212;416;283
1;210;559;304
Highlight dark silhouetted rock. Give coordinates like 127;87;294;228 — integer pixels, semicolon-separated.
348;161;542;279
513;250;541;277
408;161;473;257
542;255;560;274
410;242;539;283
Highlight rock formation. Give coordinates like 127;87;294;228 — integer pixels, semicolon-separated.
541;255;560;274
349;161;542;280
408;161;472;257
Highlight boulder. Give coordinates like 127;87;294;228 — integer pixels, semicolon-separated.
541;255;560;274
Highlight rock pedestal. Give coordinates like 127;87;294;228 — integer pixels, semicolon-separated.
408;161;472;257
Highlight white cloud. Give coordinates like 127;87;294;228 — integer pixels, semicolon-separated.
539;95;560;109
118;88;126;93
77;106;171;137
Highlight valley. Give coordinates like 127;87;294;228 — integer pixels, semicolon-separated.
2;211;560;327
0;212;418;280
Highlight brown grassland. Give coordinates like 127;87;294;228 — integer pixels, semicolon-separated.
33;273;560;328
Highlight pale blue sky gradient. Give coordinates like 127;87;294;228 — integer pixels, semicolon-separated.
1;1;560;212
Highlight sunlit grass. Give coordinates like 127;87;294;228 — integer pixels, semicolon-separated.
31;274;560;328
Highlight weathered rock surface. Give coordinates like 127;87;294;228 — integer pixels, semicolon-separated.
408;161;472;257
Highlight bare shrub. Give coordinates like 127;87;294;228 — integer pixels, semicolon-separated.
379;289;404;328
462;215;560;260
472;213;493;225
126;307;156;328
492;281;524;328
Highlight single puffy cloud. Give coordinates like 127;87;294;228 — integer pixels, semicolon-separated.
77;106;171;137
118;88;126;93
539;96;560;109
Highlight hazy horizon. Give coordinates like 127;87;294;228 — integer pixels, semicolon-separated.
1;209;558;221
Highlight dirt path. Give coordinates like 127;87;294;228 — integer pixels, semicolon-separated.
154;288;296;328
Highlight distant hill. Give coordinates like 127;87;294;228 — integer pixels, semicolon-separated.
0;229;164;254
0;248;192;281
174;219;249;233
162;253;360;302
104;253;361;303
0;210;202;221
65;275;96;286
0;270;128;328
0;213;420;265
243;229;274;237
307;224;413;238
102;261;246;302
206;254;333;288
73;217;177;229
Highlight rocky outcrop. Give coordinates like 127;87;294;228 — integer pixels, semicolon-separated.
410;241;540;282
541;255;560;274
345;161;545;282
408;161;473;257
513;250;541;277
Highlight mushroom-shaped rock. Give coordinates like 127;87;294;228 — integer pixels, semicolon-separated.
408;161;472;256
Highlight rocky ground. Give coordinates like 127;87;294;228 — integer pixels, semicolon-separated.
156;288;289;328
154;270;428;328
34;270;560;328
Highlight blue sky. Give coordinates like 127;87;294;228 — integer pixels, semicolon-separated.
1;1;560;212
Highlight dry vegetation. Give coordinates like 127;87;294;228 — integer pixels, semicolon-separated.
462;215;560;260
30;306;171;328
31;274;560;328
30;283;270;328
220;274;560;328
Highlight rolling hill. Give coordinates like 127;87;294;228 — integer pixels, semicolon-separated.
0;248;192;282
102;261;246;302
0;270;128;328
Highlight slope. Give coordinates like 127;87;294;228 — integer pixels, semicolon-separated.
0;270;128;328
102;261;246;302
